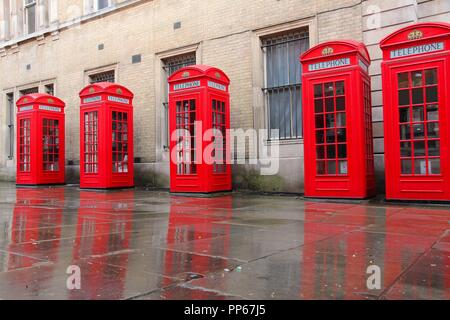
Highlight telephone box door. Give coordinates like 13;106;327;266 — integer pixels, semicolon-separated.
309;76;350;181
386;62;448;198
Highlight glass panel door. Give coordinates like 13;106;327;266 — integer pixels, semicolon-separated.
313;81;348;176
212;100;226;174
19;119;31;172
112;111;129;173
84;111;98;174
175;99;197;175
42;119;60;171
397;68;440;175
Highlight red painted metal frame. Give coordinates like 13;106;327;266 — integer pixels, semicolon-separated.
301;40;376;199
380;22;450;201
16;94;65;185
168;65;232;193
79;82;134;189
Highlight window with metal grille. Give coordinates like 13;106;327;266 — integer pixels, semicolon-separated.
262;29;309;140
6;93;14;159
45;83;54;96
19;87;39;96
89;70;115;84
162;53;196;150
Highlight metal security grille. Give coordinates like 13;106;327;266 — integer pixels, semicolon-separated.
262;29;309;140
163;53;196;149
19;87;39;96
89;70;115;84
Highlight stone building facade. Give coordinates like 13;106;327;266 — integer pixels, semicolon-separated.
0;0;449;193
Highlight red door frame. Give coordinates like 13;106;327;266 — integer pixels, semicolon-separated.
380;22;450;201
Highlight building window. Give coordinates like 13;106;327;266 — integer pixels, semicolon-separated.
89;70;115;84
44;83;54;95
19;87;39;96
262;28;309;140
24;0;37;34
6;93;14;159
162;52;196;150
96;0;110;10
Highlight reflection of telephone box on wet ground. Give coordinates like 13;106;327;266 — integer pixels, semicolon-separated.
301;41;376;199
16;94;65;186
71;191;134;299
162;196;232;297
8;188;64;269
168;65;231;194
79;83;134;189
380;22;450;201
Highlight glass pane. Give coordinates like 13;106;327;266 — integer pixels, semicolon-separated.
399;107;409;123
425;69;437;85
400;124;411;140
411;71;422;87
398;73;409;88
337;128;346;142
326;145;336;159
324;83;334;96
316;130;324;144
314;84;323;98
398;90;410;106
336;97;345;111
426;104;439;121
401;159;413;174
325;114;335;128
337;144;347;158
338;160;348;174
315;115;324;129
326;129;335;143
428;140;440;156
426;86;438;103
427;122;439;138
315;99;323;113
317;161;326;175
412;88;423;105
400;142;412;157
414;159;427;175
335;81;345;95
414;141;426;156
336;113;346;127
413;124;425;139
325;98;334;112
412;106;424;122
327;161;336;174
430;159;440;174
316;146;325;159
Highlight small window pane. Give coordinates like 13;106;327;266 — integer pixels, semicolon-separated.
326;129;335;143
337;128;346;142
412;106;424;122
315;99;324;113
427;123;439;138
400;142;412;157
315;115;324;129
337;144;347;158
327;161;336;174
426;104;439;121
414;141;426;157
398;73;409;88
413;124;425;139
426;86;438;103
338;160;348;174
425;69;437;85
314;84;323;98
336;113;346;127
399;108;410;123
430;159;441;174
400;124;411;140
428;140;440;156
401;159;413;174
324;83;334;96
412;88;423;105
411;71;423;87
399;90;410;106
414;159;427;175
316;146;325;159
325;98;334;112
317;161;326;175
336;97;345;111
335;81;345;95
316;130;324;144
326;145;336;159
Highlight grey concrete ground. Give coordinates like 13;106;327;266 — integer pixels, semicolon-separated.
0;182;448;300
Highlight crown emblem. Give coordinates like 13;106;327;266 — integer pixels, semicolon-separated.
182;71;190;78
89;87;95;93
322;47;334;56
408;30;423;40
48;98;54;103
215;72;221;79
116;88;123;94
23;98;28;103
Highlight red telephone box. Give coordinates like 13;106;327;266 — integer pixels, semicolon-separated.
16;94;65;185
380;22;450;201
79;82;134;189
168;65;231;193
300;41;376;199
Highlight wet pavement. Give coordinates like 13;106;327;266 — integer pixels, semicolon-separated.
0;182;448;300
